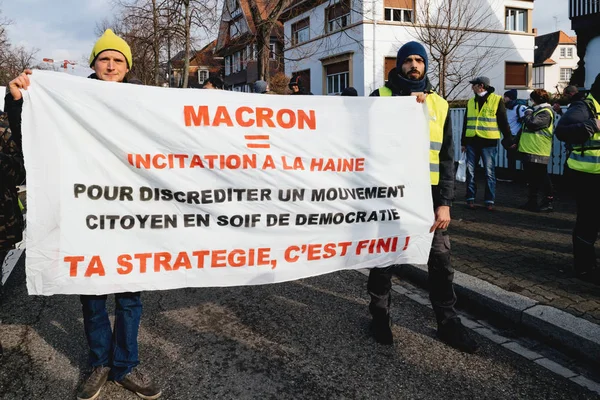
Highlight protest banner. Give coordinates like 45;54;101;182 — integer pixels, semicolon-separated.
22;71;434;295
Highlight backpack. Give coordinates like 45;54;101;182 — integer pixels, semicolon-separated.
514;99;528;122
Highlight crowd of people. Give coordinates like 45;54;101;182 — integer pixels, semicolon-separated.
1;28;599;400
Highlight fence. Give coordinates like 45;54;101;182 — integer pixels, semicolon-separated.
449;107;568;176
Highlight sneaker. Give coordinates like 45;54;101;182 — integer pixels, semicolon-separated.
466;200;476;210
539;198;553;213
115;368;162;399
77;366;111;400
485;203;494;211
518;201;539;212
437;319;479;354
370;315;393;345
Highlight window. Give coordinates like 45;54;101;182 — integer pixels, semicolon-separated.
229;17;245;38
225;56;231;76
232;51;241;73
325;60;349;95
269;43;277;60
533;66;544;89
292;18;310;45
198;69;209;83
560;47;566;58
326;0;351;33
241;48;247;70
567;47;573;58
560;68;573;82
505;8;527;32
229;22;238;38
384;8;413;22
505;62;528;87
384;0;413;21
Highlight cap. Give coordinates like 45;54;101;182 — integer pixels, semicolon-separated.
469;76;490;86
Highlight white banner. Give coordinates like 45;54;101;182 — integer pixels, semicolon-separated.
22;71;434;295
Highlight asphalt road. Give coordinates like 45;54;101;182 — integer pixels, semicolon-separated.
0;265;598;400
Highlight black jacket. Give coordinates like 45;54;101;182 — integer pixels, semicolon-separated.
0;111;25;251
370;68;454;207
555;98;599;146
461;87;512;149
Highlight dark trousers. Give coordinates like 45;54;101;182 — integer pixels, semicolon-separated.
0;250;6;322
572;170;600;274
523;161;553;202
506;148;518;180
80;292;142;380
367;229;457;326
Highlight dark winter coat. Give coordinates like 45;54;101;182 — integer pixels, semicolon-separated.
0;110;25;251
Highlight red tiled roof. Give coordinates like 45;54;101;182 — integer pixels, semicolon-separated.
534;31;576;66
558;31;577;44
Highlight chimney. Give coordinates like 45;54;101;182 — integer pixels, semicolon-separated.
532;28;537;36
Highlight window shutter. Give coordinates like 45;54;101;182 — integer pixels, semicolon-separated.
505;63;527;86
384;0;413;9
293;18;310;31
384;57;396;80
326;61;349;75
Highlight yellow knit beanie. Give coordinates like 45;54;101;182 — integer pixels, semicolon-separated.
89;29;133;68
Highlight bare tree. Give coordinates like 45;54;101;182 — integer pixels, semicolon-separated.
247;0;294;82
411;0;507;99
166;0;219;87
0;6;13;85
109;0;170;85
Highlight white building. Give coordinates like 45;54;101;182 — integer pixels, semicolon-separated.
532;31;579;93
280;0;535;99
568;0;600;89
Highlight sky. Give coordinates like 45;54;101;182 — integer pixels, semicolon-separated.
2;0;114;76
1;0;575;76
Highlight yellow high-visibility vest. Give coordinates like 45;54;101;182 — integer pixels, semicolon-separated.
379;86;448;185
568;94;600;174
518;106;554;159
465;93;502;139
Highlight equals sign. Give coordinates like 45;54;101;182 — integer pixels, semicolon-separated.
245;135;270;149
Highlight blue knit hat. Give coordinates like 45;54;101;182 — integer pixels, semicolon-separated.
396;41;428;73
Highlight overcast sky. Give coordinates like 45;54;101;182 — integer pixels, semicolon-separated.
2;0;574;72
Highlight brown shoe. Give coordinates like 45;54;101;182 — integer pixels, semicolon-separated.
77;366;110;400
115;368;162;399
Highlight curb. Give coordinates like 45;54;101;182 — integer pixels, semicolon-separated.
397;263;600;367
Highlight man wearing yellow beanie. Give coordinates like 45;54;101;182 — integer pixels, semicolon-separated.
88;29;134;83
5;29;160;400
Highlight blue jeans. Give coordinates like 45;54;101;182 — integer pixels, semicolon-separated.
80;292;142;381
465;145;497;204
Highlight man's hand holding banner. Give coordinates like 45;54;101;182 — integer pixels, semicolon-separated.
23;71;434;295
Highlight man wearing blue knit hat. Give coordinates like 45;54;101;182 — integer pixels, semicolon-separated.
368;41;478;353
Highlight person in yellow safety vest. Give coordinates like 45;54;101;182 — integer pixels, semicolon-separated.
556;73;600;285
461;76;512;211
517;89;555;212
367;41;478;353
